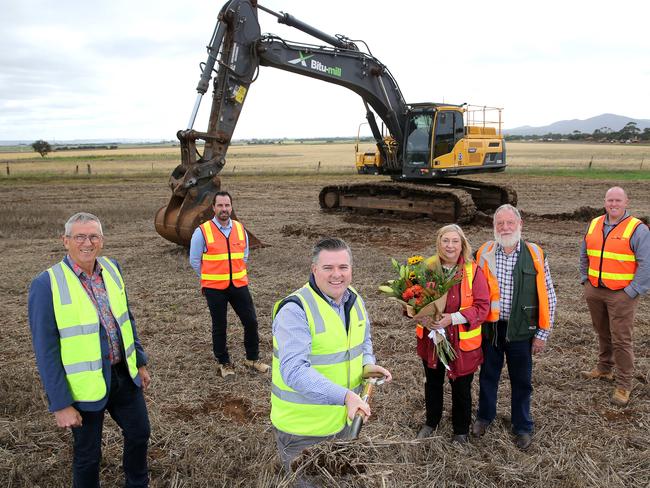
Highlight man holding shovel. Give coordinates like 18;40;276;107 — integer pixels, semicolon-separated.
270;237;392;475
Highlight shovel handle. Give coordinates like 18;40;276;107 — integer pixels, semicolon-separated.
348;413;365;439
347;376;386;440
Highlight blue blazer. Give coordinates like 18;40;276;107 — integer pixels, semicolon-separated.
28;256;147;412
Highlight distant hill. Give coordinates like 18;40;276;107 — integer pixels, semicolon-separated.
505;114;650;136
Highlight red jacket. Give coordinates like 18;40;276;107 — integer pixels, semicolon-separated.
416;258;490;379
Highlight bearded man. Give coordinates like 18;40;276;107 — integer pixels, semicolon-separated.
471;204;557;450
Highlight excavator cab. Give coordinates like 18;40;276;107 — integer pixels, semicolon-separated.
401;105;504;179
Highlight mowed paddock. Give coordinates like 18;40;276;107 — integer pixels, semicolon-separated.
1;142;649;487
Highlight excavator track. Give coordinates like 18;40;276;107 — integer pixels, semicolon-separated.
318;179;517;223
319;182;477;223
431;177;517;211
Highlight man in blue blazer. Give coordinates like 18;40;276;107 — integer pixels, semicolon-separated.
28;212;151;487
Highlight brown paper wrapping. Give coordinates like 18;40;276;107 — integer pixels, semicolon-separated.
390;293;448;322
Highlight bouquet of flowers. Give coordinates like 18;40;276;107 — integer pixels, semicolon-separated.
378;255;462;369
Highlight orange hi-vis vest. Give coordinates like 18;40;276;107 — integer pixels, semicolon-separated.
476;241;551;330
415;260;481;351
585;215;642;290
199;219;248;290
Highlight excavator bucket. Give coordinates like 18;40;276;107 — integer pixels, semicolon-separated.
154;174;264;249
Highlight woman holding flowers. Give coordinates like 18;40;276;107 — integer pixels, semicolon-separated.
416;224;489;443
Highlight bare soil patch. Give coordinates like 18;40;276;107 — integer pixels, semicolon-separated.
1;173;648;487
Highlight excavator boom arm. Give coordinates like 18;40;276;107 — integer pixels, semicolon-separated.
155;0;514;247
156;0;411;246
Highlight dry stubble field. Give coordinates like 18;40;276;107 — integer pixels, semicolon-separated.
1;144;649;487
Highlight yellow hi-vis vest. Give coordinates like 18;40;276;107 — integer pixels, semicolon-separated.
270;285;367;437
47;257;139;402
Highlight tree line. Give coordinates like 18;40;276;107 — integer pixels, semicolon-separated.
505;122;650;142
30;140;120;157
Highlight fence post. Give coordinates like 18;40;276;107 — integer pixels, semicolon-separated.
75;165;79;174
641;157;644;170
5;163;9;176
87;164;91;175
588;156;593;169
232;165;236;173
317;161;321;173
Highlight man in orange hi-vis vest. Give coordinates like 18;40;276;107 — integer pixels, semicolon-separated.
580;187;649;407
189;191;269;378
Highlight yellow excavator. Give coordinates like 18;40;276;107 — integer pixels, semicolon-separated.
155;0;516;247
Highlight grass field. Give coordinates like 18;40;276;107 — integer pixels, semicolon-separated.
1;142;648;179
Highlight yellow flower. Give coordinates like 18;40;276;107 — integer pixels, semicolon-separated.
407;255;424;265
408;271;417;280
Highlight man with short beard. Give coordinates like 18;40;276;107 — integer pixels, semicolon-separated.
189;191;269;377
471;204;557;450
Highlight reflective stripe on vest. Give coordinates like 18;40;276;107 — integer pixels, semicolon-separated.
458;261;482;352
585;215;640;290
270;285;367;437
200;220;248;289
48;258;139;402
476;241;551;330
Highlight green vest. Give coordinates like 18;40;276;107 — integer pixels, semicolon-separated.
507;241;541;341
270;284;367;437
47;257;139;402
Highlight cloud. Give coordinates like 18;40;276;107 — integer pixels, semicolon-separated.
1;0;649;140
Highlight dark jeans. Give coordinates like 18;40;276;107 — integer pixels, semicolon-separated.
423;360;474;435
72;362;150;488
204;285;259;364
477;321;534;434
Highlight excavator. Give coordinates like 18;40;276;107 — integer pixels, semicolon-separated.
155;0;517;247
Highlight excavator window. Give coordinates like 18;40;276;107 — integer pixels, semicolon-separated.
433;111;464;158
404;113;433;164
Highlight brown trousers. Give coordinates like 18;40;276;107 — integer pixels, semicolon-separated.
584;282;639;390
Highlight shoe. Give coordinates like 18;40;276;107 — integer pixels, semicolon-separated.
244;359;270;373
416;425;434;439
611;388;631;407
515;433;533;450
218;363;235;378
581;368;614;381
451;434;469;444
471;419;490;438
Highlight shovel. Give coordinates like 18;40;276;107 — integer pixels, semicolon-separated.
348;374;386;440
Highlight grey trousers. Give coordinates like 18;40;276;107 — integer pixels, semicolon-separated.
274;425;351;481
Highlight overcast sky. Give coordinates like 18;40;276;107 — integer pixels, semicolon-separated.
2;0;648;141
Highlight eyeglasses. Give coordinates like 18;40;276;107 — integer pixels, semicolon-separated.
68;234;103;243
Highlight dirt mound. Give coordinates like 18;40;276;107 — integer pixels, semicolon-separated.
537;206;604;221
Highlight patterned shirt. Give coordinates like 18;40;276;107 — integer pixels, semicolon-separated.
495;242;557;341
70;257;122;364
